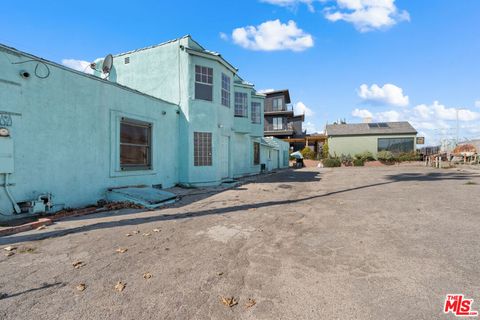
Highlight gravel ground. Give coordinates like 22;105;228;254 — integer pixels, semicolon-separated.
0;165;479;319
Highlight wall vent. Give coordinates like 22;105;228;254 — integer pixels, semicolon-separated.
124;57;130;64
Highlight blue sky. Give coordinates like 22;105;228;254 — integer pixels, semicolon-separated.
1;0;479;145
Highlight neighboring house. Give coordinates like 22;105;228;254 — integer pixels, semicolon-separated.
326;122;417;157
263;90;306;150
0;37;288;220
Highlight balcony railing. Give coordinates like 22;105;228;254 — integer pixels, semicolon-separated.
264;123;294;132
264;104;293;113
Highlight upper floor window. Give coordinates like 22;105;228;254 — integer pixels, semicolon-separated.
221;73;230;107
234;92;248;117
120;118;152;171
272;117;283;130
195;65;213;101
251;102;261;124
272;97;283;111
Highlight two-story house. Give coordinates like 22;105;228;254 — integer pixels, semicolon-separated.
264;89;306;150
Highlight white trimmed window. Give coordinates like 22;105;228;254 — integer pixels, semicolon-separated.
251;102;261;124
221;73;230;107
195;65;213;101
272;117;283;130
234;92;248;117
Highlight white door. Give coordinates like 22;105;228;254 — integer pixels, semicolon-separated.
219;136;230;179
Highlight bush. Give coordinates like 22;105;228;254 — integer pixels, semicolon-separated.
323;158;341;167
397;152;421;162
300;147;315;160
353;158;365;166
322;142;329;159
340;154;353;166
354;151;375;162
377;150;394;164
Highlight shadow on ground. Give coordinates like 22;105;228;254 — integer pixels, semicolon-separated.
0;169;477;245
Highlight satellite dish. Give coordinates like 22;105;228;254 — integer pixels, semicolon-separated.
102;54;113;74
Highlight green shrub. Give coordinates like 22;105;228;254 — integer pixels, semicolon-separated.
323;158;341;167
377;150;395;163
340;154;353;166
354;151;375;161
322;142;329;159
353;158;365;166
397;152;421;162
300;147;315;160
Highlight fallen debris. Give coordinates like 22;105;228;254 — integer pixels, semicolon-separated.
217;272;224;276
3;246;16;252
142;233;151;237
116;248;128;253
143;272;152;279
115;281;126;292
4;252;14;257
36;225;47;230
153;228;160;232
221;296;238;308
132;230;140;234
72;261;85;269
76;283;86;291
125;233;132;237
18;247;36;254
245;298;256;308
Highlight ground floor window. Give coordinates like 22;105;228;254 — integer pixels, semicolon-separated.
253;142;260;165
194;132;212;166
120;118;152;170
378;137;414;153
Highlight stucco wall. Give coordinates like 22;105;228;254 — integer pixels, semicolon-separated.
0;46;179;216
328;134;417;157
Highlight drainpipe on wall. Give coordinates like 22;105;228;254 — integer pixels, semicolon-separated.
4;173;21;214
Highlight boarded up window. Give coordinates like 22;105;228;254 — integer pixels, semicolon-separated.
253;142;260;165
195;65;213;101
194;132;212;166
120;118;152;170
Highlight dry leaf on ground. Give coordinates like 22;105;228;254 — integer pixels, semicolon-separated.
72;261;85;269
245;298;256;308
115;281;126;292
217;272;224;276
4;252;14;257
116;248;128;253
36;225;46;230
132;230;140;234
3;246;16;251
221;296;238;307
142;233;151;237
153;228;160;232
143;272;152;279
76;283;86;291
125;233;132;237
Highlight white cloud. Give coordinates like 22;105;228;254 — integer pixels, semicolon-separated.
415;101;479;122
294;101;314;116
375;110;401;122
61;59;93;74
324;0;410;32
258;88;275;94
231;19;314;52
219;32;229;41
303;121;318;133
358;83;409;107
351;108;373;118
475;100;480;108
260;0;316;12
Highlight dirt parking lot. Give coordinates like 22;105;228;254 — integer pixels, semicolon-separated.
0;165;479;319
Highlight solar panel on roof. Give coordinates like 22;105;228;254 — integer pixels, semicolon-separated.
378;123;389;128
368;123;379;128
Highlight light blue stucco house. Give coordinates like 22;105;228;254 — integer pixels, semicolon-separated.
0;36;288;221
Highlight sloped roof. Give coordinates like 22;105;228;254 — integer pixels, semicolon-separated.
326;122;417;137
264;90;291;104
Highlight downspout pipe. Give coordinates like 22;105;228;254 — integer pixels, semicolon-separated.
4;173;21;214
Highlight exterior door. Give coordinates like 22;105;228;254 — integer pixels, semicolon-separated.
220;136;230;179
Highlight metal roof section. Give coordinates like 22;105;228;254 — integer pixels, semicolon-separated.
113;35;191;57
0;43;178;107
264;89;291;104
106;187;177;209
326;121;417;137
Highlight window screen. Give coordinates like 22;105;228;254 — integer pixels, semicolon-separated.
195;65;213;101
251;102;261;124
194;132;212;166
253;142;260;165
378;138;414;153
120;118;152;170
234;92;248;117
221;73;230;107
